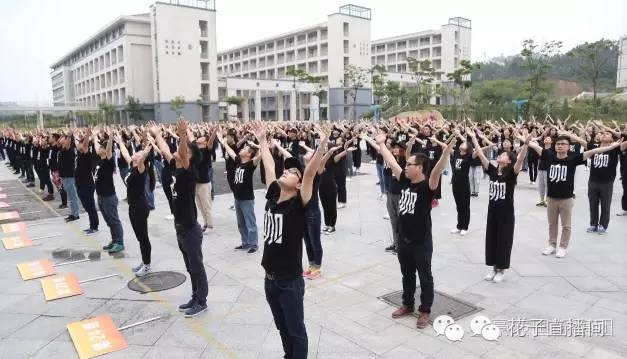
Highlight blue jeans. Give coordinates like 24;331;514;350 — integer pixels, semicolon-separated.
376;163;385;194
61;177;80;217
304;206;322;266
98;194;124;244
144;174;155;210
153;160;164;185
208;166;214;200
265;276;308;359
235;199;258;248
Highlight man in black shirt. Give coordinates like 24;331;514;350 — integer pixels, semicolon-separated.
374;131;454;329
528;133;622;258
76;132;99;234
93;131;125;254
253;122;328;359
48;134;67;208
193;130;216;233
58;132;80;222
152;120;208;318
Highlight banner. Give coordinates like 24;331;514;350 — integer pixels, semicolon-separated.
0;211;20;220
41;273;83;300
2;235;33;250
17;259;56;280
67;316;127;359
1;222;26;233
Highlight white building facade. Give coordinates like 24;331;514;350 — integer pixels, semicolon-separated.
618;36;627;91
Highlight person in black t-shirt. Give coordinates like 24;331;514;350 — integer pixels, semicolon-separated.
450;129;473;235
151;120;208;318
193;130;216;232
115;133;153;277
217;128;262;253
93;131;125;254
58;132;80;222
586;131;627;234
374;130;454;330
528;133;623;258
48;133;67;208
470;129;528;283
253;122;328;359
75;132;99;235
536;136;553;207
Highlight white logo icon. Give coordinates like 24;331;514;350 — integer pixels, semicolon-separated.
470;315;491;336
444;323;464;341
481;324;501;341
433;315;455;336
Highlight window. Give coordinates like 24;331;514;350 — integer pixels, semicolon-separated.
343;22;349;37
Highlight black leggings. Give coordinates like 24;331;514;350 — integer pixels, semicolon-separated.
334;170;347;204
453;184;470;230
319;183;337;227
485;208;515;269
528;157;538;182
129;207;151;265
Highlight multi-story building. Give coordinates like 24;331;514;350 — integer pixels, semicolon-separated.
370;17;472;105
50;0;218;123
618;36;627;91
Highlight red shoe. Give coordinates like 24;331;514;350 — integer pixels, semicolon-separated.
391;305;414;318
416;312;430;329
431;199;439;208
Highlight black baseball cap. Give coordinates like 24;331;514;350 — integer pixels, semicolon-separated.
284;157;303;179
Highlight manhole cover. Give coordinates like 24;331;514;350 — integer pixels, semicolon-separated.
127;271;186;293
379;290;482;323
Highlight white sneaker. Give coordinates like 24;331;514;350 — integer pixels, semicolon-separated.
450;228;461;234
484;271;496;281
617;211;627;216
165;214;174;220
135;264;151;277
542;245;556;255
459;230;468;236
383;214;390;220
555;248;567;258
337;203;346;209
492;272;505;283
346;178;352;182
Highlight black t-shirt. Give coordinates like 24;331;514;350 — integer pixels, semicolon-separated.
232;158;256;200
397;172;434;244
196;148;212;184
124;167;148;210
172;159;198;229
283;139;301;159
486;164;517;210
542;149;585;198
538;147;552;171
589;148;619;183
75;151;95;188
261;181;305;276
49;147;59;171
58;144;76;178
388;158;406;195
452;152;472;186
95;158;116;197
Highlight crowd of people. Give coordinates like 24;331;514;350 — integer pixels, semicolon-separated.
1;115;625;358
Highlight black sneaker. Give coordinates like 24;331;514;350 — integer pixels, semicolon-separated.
26;183;35;188
83;228;98;235
65;215;79;222
234;245;247;250
247;247;258;254
385;245;396;252
42;194;54;201
184;303;208;318
58;204;68;209
102;242;114;251
178;299;195;312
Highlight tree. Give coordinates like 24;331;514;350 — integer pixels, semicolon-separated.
447;60;479;118
126;96;142;123
567;39;619;117
343;65;368;120
520;39;562;116
169;96;186;119
370;64;387;105
98;101;115;125
407;58;440;105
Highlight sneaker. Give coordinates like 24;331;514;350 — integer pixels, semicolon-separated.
229;204;235;211
324;227;336;235
247;247;257;254
597;226;607;235
492;271;505;283
337;203;346;209
617;211;627;216
431;199;439;208
42;194;54;201
322;226;329;233
178;299;195;312
65;215;79;222
391;305;414;319
102;242;114;251
416;312;430;329
135;264;151;277
586;226;598;233
83;228;98;235
536;200;545;207
572;194;577;199
58;204;68;209
26;183;35;188
184;303;208;318
542;245;556;255
530;181;535;185
555;248;567;258
484;270;496;281
107;243;125;253
305;270;321;280
234;245;247;250
303;266;313;276
385;245;396;252
450;228;461;234
132;263;144;272
165;214;174;220
383;214;390;220
459;230;468;236
346;178;352;182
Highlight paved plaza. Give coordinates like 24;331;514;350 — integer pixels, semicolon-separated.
0;159;626;359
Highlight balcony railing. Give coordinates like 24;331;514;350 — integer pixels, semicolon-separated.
201;73;209;80
201;52;208;59
201;30;208;37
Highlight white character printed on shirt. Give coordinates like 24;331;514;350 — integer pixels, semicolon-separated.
455;158;463;170
592;153;609;168
399;188;418;215
234;167;245;184
264;211;283;244
489;181;506;201
548;164;568;182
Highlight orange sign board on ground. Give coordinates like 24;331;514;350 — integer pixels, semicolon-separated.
17;259;56;280
2;235;33;250
41;273;83;300
67;315;128;359
0;211;20;220
0;202;9;208
0;194;6;199
1;222;26;233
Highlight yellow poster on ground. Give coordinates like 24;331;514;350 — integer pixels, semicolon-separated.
17;259;55;280
2;235;33;250
0;202;9;208
41;273;83;300
0;194;6;199
1;221;26;233
0;211;20;220
67;315;127;359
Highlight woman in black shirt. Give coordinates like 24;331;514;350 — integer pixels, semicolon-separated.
75;133;99;234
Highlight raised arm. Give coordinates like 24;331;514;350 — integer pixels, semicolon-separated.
429;137;455;191
374;132;402;180
114;135;132;164
468;130;489;170
583;140;622;160
251;123;276;189
300;127;329;205
216;131;238;160
148;124;173;163
176;120;190;170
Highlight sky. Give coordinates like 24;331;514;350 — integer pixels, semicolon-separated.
0;0;625;103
